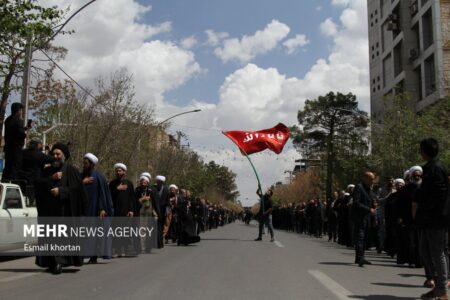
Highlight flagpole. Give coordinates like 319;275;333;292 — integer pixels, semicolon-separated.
243;153;265;215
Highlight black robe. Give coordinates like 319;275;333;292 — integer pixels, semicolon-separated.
35;162;87;268
109;178;136;255
176;197;200;245
109;178;135;217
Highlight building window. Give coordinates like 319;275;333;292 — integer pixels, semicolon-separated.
382;54;393;88
424;54;436;96
394;41;403;77
414;66;423;101
412;24;420;50
422;9;434;50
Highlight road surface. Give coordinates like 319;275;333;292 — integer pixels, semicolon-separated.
0;221;427;299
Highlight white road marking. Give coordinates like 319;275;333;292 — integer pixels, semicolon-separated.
274;240;284;248
0;272;38;283
308;270;352;300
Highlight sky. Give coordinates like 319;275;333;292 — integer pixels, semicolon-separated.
40;0;370;206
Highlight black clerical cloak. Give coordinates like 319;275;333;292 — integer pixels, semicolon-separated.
35;162;87;268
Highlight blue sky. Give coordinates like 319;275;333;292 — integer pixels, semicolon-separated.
47;0;369;204
144;0;342;106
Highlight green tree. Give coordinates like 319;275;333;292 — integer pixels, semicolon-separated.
203;161;239;201
0;0;68;134
371;95;450;178
293;92;369;200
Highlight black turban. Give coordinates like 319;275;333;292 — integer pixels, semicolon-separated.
51;143;70;160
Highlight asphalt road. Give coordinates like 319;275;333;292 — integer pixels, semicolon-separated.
0;221;430;300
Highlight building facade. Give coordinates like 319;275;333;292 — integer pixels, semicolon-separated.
368;0;450;116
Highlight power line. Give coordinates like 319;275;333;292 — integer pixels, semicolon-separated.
170;123;223;132
38;0;98;51
39;49;97;101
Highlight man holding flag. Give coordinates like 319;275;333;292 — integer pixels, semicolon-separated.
223;123;290;243
255;188;275;242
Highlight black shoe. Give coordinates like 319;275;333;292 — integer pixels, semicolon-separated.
88;257;98;264
51;263;62;275
254;238;262;241
358;259;371;267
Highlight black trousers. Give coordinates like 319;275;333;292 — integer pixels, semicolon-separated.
2;147;23;182
354;220;368;262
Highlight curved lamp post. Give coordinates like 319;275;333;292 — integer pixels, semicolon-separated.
158;109;202;125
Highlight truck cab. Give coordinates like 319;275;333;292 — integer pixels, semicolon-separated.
0;183;38;253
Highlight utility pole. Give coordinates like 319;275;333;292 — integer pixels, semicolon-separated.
21;35;32;146
21;36;32;123
284;170;293;184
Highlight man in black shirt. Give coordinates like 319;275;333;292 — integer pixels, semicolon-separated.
2;102;28;182
415;138;449;300
351;172;376;267
255;188;275;242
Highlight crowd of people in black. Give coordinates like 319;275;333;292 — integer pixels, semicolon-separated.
266;139;449;300
2;102;238;275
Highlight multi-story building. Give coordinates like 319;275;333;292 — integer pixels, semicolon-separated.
367;0;450;117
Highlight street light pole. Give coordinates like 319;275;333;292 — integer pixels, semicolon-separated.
146;109;202;173
158;109;202;125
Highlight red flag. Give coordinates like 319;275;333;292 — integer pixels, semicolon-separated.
223;123;291;155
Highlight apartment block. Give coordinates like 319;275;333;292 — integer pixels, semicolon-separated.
368;0;450;117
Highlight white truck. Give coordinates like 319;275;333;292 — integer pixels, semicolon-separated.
0;183;38;253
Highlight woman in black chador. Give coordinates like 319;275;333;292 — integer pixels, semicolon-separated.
35;143;87;274
176;193;200;246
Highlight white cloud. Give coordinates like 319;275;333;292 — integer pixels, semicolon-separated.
320;18;338;37
180;36;198;50
175;0;370;201
332;0;351;6
205;30;229;46
42;0;202;106
213;20;290;64
41;0;369;203
283;34;310;54
316;6;323;11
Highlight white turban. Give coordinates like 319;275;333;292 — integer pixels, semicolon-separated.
84;153;98;165
155;175;166;182
140;176;150;183
347;184;355;189
404;170;410;179
140;172;152;181
114;163;127;171
409;165;423;175
394;178;405;185
344;193;350;196
169;184;178;190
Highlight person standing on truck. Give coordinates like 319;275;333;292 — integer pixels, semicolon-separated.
2;102;30;182
35;143;87;275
